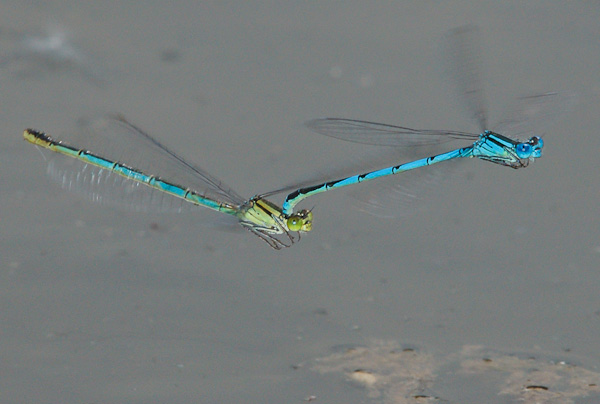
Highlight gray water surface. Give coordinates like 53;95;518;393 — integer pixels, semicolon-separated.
1;2;599;403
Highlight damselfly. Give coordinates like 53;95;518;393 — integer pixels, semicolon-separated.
23;117;312;250
276;26;573;215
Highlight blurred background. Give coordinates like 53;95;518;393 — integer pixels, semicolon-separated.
1;1;598;403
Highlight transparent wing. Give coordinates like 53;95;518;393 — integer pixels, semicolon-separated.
493;92;578;139
348;161;455;219
46;156;206;213
444;24;488;132
44;116;246;211
304;26;488;148
305;118;478;147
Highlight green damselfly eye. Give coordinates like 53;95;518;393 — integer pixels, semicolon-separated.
287;216;303;231
287;210;313;232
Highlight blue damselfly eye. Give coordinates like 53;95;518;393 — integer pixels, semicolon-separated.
516;143;532;158
530;136;543;158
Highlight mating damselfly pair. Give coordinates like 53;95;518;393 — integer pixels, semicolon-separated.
23;26;573;249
